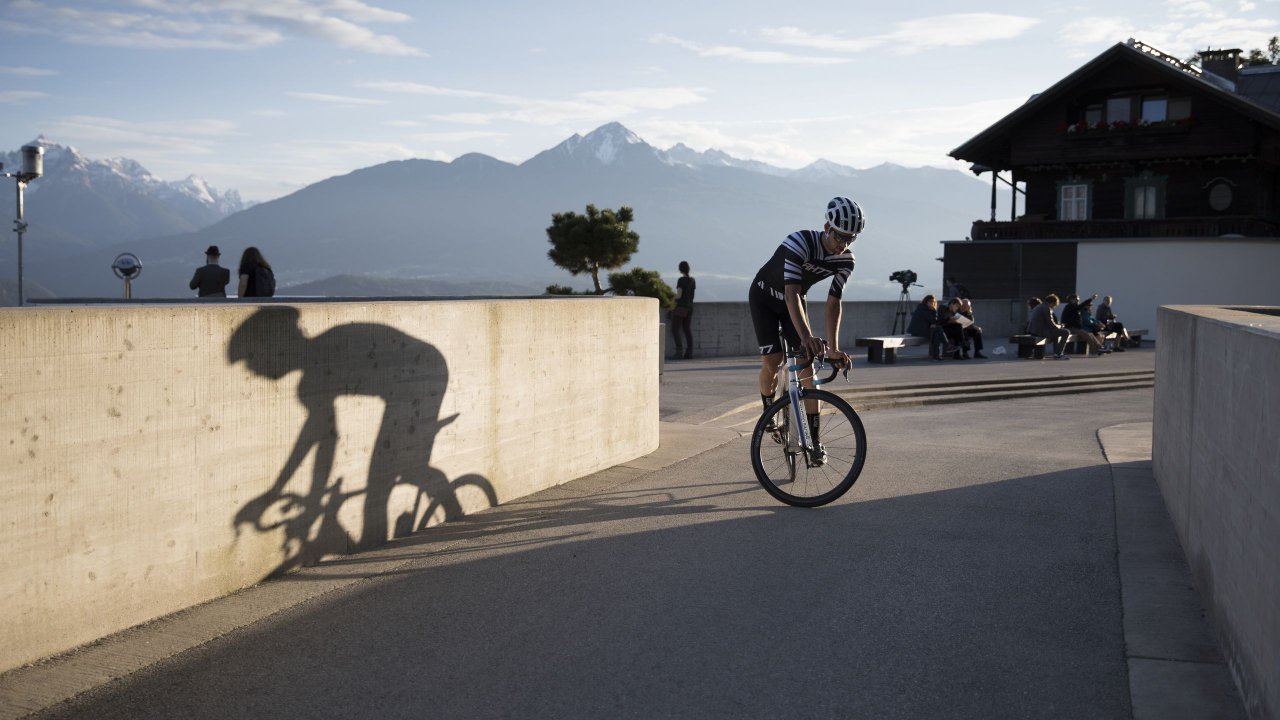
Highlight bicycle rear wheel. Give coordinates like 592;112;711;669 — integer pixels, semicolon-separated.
749;390;867;507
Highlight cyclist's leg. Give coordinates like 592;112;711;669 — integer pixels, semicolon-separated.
749;285;790;404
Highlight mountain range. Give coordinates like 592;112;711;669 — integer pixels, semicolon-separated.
1;140;245;262
5;124;993;303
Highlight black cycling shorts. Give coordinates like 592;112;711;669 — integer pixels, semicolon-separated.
749;281;804;355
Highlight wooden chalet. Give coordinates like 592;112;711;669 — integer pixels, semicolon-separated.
944;39;1280;333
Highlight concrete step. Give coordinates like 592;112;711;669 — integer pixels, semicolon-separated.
832;370;1154;411
709;370;1154;428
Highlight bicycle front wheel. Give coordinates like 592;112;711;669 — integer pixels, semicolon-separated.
749;390;867;507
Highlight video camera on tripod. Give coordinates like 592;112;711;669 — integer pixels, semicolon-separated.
889;269;922;334
890;269;919;289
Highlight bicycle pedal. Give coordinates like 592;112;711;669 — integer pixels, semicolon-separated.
808;444;827;467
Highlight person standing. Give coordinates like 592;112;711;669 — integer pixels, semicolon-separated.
944;275;969;301
189;245;230;298
238;246;276;298
671;260;696;360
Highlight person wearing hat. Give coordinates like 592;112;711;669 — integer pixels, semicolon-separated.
189;245;231;298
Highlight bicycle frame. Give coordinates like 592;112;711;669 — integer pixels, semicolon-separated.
779;343;840;466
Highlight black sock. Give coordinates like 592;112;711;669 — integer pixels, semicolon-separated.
761;394;775;411
807;413;820;442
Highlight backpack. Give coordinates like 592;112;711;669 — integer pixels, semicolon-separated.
255;265;276;297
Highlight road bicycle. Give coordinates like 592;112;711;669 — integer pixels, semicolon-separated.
749;342;867;507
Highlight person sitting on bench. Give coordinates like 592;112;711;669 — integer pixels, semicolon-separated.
1061;293;1103;356
1078;297;1111;355
1024;297;1043;333
908;294;947;362
1096;295;1130;351
939;297;969;360
1028;294;1073;360
958;298;986;359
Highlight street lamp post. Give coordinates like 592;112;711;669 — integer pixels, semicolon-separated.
2;145;44;307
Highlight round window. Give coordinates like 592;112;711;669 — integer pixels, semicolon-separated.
1208;182;1233;212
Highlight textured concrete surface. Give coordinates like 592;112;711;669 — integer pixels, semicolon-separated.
0;348;1246;719
1154;305;1280;720
0;298;659;672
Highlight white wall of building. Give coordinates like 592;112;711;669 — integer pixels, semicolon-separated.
1077;239;1280;341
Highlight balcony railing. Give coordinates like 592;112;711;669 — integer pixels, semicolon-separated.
970;216;1280;241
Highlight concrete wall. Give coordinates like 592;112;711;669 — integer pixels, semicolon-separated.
0;297;659;673
1079;239;1280;343
662;299;1030;358
1153;305;1280;720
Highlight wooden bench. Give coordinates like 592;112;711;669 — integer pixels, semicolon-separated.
1009;334;1047;359
854;335;927;364
1066;328;1148;353
1065;330;1109;355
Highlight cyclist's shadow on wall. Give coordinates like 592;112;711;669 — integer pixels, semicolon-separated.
227;306;497;575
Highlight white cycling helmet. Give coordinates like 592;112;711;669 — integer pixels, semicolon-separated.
825;197;865;235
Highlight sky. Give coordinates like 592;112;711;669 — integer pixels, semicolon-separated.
2;0;1278;202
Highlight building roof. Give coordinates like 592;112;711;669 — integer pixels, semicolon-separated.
950;40;1280;166
1238;63;1280;114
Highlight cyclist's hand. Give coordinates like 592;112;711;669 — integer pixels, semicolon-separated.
827;350;850;370
801;336;827;359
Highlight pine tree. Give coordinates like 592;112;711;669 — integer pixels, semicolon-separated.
545;205;640;294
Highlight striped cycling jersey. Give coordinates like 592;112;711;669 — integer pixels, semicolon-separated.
752;229;855;298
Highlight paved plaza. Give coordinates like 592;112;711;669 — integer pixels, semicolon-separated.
0;346;1246;719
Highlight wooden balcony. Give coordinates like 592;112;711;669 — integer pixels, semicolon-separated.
970;216;1280;241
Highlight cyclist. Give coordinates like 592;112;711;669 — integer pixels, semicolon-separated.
750;196;863;445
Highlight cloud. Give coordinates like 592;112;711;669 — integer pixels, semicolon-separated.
0;0;422;55
359;81;510;101
360;81;708;126
1060;17;1137;46
41;115;239;157
408;130;508;143
759;14;1041;56
1166;0;1225;19
1054;0;1280;56
282;137;419;159
633;96;1028;172
0;90;47;103
0;66;58;77
286;91;387;106
649;33;850;65
1058;13;1280;57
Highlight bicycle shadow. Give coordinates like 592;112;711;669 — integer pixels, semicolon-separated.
227;306;497;575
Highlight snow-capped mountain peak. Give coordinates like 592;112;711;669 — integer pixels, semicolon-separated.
580;122;644;164
7;138;246;215
660;142;792;177
791;158;861;181
528;122;662;169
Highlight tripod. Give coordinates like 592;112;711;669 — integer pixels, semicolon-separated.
890;282;919;334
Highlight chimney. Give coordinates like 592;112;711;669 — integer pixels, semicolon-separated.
1199;48;1242;82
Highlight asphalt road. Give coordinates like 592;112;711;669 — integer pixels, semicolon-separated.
31;388;1158;719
